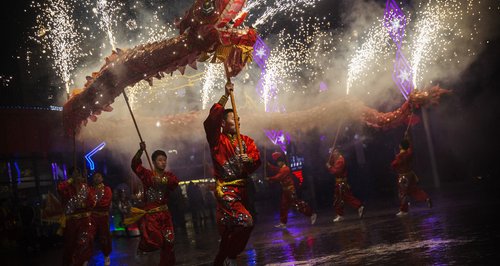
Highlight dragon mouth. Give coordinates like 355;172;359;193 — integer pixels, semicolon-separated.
216;0;247;28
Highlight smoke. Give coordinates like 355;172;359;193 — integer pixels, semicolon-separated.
69;0;498;178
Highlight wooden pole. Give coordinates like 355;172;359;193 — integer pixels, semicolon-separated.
224;64;243;152
328;120;343;163
122;90;154;172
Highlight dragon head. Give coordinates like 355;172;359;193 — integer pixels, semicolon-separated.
177;0;257;77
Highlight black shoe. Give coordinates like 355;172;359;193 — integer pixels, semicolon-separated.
426;198;433;209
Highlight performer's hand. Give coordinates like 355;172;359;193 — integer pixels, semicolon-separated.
225;82;234;96
139;141;146;151
239;153;252;163
326;163;331;168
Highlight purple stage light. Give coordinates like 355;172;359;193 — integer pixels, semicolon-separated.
392;50;414;99
384;0;407;47
265;129;291;154
384;0;414;98
253;36;279;112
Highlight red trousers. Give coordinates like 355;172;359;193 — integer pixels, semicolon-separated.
398;173;429;212
334;183;362;216
138;210;175;266
280;189;313;224
214;185;254;266
90;214;112;257
62;216;94;266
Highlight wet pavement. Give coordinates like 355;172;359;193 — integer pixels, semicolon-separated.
6;180;500;265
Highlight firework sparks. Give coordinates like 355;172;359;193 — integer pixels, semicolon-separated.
258;17;334;110
409;0;476;89
201;64;225;110
247;0;321;31
33;0;84;95
346;22;391;95
93;0;123;51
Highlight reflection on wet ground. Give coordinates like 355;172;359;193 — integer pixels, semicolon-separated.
9;181;500;265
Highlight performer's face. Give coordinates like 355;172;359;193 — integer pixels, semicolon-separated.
222;112;239;134
93;173;103;185
154;155;167;171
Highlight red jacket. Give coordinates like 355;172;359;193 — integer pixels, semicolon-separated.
92;184;112;212
328;155;347;179
131;156;179;210
391;147;413;174
57;180;95;215
268;165;295;190
204;103;261;181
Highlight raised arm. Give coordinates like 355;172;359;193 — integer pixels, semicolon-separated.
131;142;148;181
203;83;232;148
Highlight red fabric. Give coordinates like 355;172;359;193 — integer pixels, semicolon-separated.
268;165;295;190
272;152;284;161
279;189;313;224
361;86;451;130
328;155;347;179
203;103;261;181
391;148;413;174
90;215;112;257
63;217;94;266
131;156;179;209
334;183;362;216
131;157;179;266
57;181;96;212
138;211;175;266
266;162;281;176
90;185;112;257
204;103;261;265
268;165;312;223
92;185;112;212
57;181;96;266
392;146;429;212
214;185;253;265
398;173;429;212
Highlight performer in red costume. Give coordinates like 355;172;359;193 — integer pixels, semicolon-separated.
204;82;261;266
326;149;364;222
89;172;112;266
57;168;96;266
131;142;179;266
391;132;432;216
267;152;316;229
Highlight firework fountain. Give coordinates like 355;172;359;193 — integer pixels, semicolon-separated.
34;0;84;97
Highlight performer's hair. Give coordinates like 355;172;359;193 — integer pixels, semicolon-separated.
152;150;167;161
400;139;410;150
223;108;234;120
92;172;102;178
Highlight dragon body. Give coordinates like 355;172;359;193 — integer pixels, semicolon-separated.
63;0;450;138
63;0;256;135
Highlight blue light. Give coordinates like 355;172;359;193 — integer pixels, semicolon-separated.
14;162;21;184
85;142;106;170
7;162;12;184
